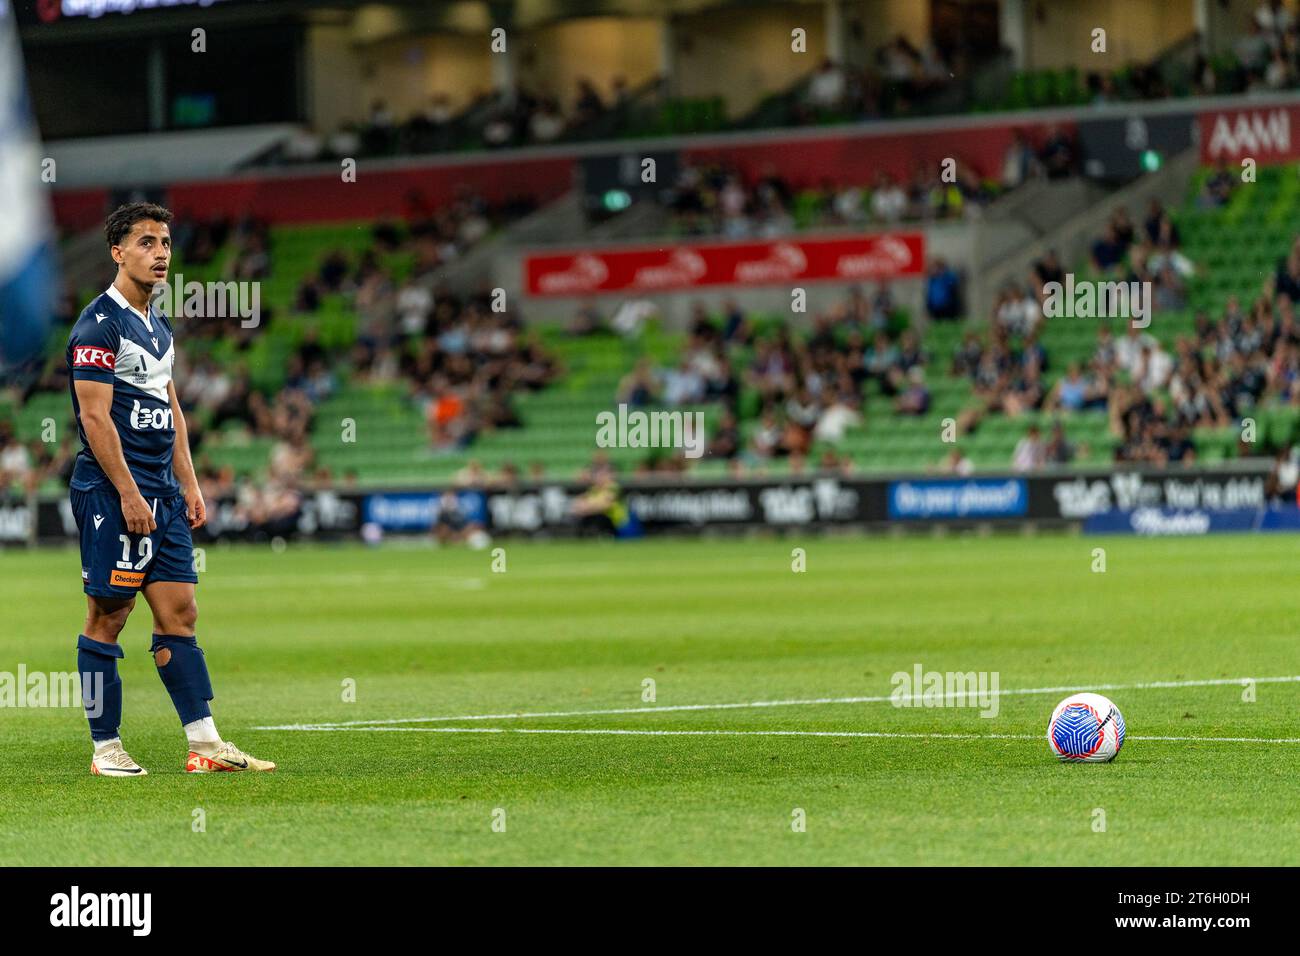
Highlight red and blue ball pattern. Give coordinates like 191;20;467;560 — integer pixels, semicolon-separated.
1049;695;1125;762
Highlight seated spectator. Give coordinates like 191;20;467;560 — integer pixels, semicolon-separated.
573;79;605;125
814;390;863;442
661;359;705;406
878;35;921;86
1091;223;1126;273
870;172;909;222
1012;424;1045;471
1002;357;1045;416
1237;18;1273;72
707;410;741;459
1110;206;1136;250
1275;239;1300;302
894;366;931;415
529;99;566;142
807;58;848;110
1034;248;1065;288
1044;362;1096;413
864;331;900;391
749;410;782;460
1044;421;1078;464
995;283;1041;337
1200;161;1236;208
936;446;974;476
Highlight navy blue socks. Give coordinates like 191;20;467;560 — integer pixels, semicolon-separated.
149;634;214;725
77;634;123;742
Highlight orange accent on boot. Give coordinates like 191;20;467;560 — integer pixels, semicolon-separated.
185;751;234;772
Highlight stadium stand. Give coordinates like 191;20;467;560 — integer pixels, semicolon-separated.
261;34;1296;164
5;154;1300;499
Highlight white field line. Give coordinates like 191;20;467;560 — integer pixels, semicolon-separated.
209;573;487;590
277;726;1300;745
254;674;1300;731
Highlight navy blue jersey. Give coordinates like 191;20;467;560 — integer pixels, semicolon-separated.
67;285;179;497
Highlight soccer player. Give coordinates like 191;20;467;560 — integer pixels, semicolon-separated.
67;202;275;776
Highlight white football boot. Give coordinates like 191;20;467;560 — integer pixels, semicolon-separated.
90;741;148;777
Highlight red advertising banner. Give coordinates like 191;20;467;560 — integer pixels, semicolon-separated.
1199;103;1300;164
525;233;925;296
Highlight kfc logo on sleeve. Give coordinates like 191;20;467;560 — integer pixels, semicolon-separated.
73;347;116;370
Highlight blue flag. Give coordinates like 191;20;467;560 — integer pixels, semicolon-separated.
0;2;57;379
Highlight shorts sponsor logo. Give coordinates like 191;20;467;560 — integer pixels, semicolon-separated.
72;346;115;370
109;569;145;587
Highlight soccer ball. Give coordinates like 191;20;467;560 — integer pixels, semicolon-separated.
1047;693;1126;762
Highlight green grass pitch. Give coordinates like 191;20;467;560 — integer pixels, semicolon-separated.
0;534;1297;866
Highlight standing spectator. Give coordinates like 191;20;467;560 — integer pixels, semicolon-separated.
0;424;32;492
924;258;962;321
1002;131;1036;189
1039;126;1075;179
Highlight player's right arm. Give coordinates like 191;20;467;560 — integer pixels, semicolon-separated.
73;379;157;534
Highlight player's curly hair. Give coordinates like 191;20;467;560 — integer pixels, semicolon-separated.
104;202;173;248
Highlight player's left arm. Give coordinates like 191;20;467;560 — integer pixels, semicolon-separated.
167;380;206;529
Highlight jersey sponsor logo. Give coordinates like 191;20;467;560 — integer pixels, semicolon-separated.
130;399;173;431
109;569;146;588
95;313;108;324
121;353;149;386
73;346;115;370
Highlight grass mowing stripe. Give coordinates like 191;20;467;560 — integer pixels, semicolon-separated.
289;726;1300;744
254;674;1300;729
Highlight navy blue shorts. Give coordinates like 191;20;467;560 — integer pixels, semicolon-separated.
70;487;198;599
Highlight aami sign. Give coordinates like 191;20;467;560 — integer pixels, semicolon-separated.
1199;105;1297;163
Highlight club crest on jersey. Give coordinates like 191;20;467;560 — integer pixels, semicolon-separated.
124;353;149;386
130;399;173;431
73;347;115;371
